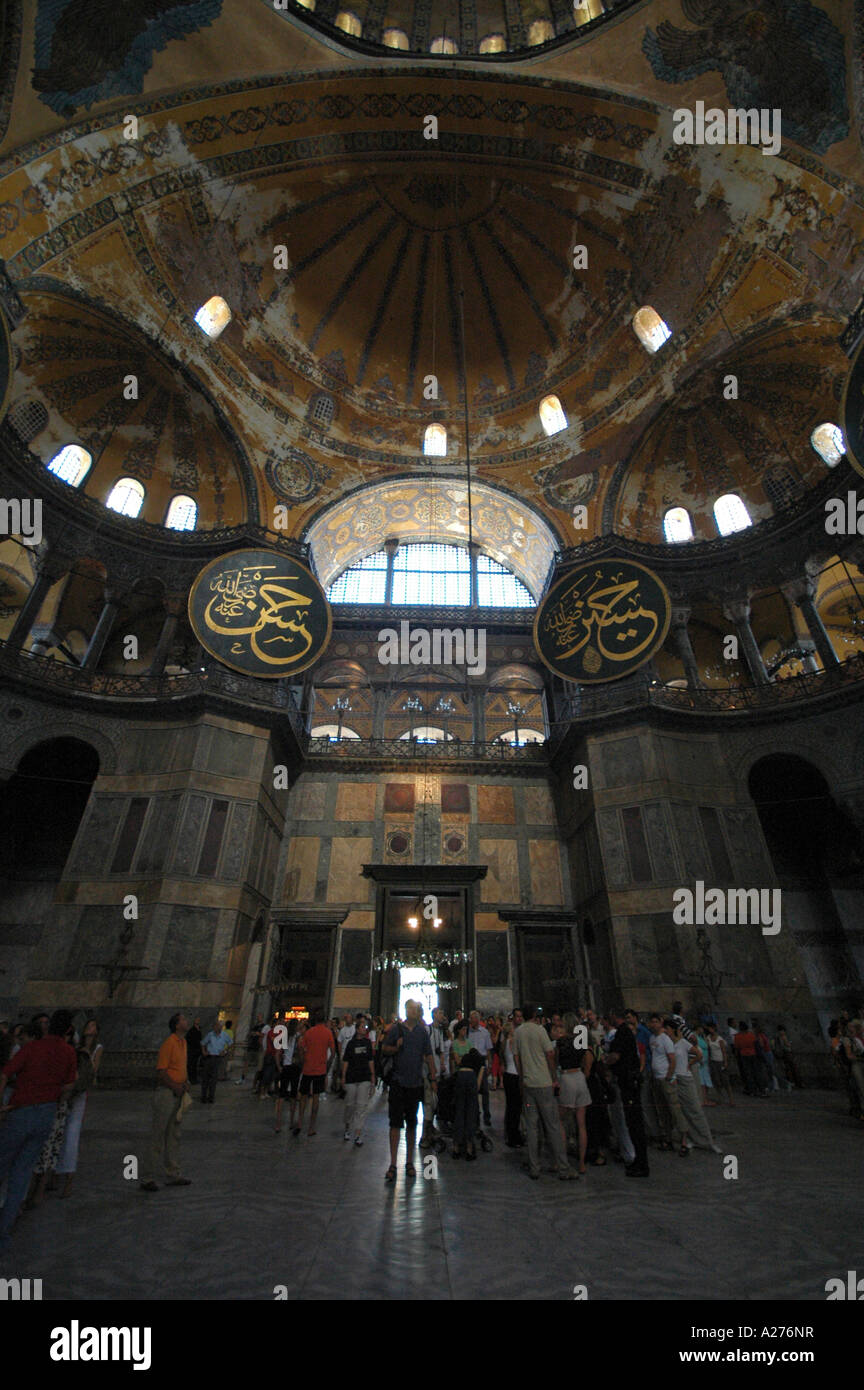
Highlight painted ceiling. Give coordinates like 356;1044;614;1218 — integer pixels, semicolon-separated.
0;0;863;558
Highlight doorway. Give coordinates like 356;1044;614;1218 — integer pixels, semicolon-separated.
398;966;438;1022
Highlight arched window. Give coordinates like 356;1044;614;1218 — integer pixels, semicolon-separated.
47;444;91;487
383;27;409;47
308;393;335;427
310;725;360;742
430;36;458;52
106;477;145;518
713;493;752;537
810;422;845;467
335;10;361;35
399;726;453;743
423;423;447;456
479;33;506;52
326;542;534;607
632;305;672;354
539;394;567;436
9;398;48;443
663;506;693;543
495;728;545;746
164;495;198;531
296;0;315;8
527;19;554;44
194;296;232;339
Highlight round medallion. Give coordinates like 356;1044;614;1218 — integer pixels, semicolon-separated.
841;339;864;480
533;558;671;683
188;548;331;679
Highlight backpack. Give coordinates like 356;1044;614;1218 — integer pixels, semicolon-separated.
378;1023;405;1085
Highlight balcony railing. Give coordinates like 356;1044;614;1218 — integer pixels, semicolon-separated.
303;736;547;762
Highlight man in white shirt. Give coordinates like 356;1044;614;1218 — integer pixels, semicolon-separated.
513;1005;575;1181
337;1015;356;1051
468;1010;494;1127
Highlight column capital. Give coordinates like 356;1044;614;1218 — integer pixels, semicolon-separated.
780;575;817;606
383;536;400;556
163;594;187;618
670;604;691;628
722;597;752;625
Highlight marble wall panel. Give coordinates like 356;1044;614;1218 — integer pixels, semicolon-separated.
603;736;644;788
327;837;373;903
722;807;773;881
208;727;260;780
478;838;520;903
338;929;372;986
670;802;706;880
69;796;125;875
159;906;220;980
335;782;377;822
291;781;327;822
522;784;556;824
476;931;509;987
136;793;181;874
596;808;629;888
63;905;121;979
529;840;563;905
477;785;516;824
222;802;253;881
284;837;320;903
642;802;678;881
172;793;209;875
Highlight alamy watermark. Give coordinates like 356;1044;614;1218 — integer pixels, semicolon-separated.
377;621;486;676
672;101;781;157
0;497;42;546
672;881;781;935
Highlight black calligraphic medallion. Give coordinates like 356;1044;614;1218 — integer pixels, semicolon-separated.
841;339;864;480
188;548;331;679
533;558;671;683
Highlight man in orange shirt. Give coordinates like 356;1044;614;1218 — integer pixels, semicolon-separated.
295;1008;334;1137
140;1013;192;1192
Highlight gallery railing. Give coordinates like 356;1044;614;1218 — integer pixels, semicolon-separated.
303;736;547;762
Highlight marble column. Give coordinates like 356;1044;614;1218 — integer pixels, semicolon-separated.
82;590;121;672
723;597;769;685
782;577;839;670
472;688;486;743
148;598;184;676
669;605;701;689
6;562;61;651
372;686;387;739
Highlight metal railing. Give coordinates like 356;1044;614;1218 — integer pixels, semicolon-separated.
303;735;547;761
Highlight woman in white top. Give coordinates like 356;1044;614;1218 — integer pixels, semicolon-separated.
664;1022;720;1154
502;1016;524;1149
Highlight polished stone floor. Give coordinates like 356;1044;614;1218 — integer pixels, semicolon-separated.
4;1081;862;1300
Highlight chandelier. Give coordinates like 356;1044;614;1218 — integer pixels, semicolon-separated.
372;889;472;973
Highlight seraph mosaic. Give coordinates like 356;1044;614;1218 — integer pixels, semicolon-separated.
642;0;849;156
32;0;224;116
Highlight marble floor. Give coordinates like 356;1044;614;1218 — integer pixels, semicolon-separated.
3;1082;861;1300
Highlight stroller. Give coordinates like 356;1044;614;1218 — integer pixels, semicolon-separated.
433;1073;492;1154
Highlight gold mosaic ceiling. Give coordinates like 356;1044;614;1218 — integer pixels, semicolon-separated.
0;0;861;549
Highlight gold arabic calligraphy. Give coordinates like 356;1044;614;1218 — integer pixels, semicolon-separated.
543;569;659;665
203;564;314;668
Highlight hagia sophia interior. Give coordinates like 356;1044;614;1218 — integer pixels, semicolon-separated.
1;0;864;1090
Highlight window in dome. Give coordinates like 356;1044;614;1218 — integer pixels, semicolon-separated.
539;395;567;436
713;493;752;537
165;495;198;531
308;393;335;427
527;19;554;44
810;422;845;467
106;477;145;518
476;553;535;607
335;10;361;35
632;306;672;354
296;0;315;9
194;296;232;339
327;549;388;604
47;444;91;487
430;36;458;53
423;423;447;456
383;27;409;47
574;0;605;25
479;33;506;52
663;506;693;543
9;398;48;443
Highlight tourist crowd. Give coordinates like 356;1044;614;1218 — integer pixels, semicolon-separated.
0;996;858;1249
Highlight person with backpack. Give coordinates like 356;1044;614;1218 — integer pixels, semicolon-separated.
381;999;437;1182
